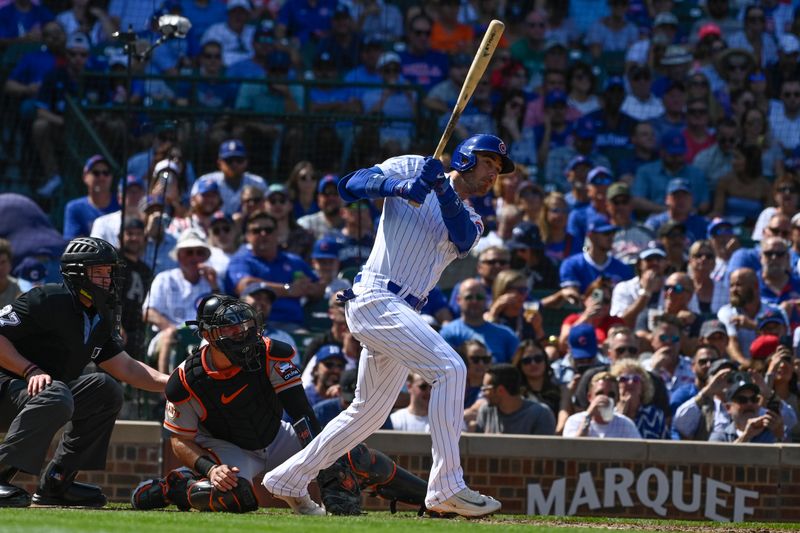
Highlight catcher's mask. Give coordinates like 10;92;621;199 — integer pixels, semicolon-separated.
189;294;264;371
60;237;124;319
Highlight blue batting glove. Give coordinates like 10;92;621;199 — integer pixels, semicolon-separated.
394;178;432;204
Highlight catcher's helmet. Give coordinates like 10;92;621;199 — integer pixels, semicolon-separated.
450;134;515;175
190;294;264;371
60;237;124;317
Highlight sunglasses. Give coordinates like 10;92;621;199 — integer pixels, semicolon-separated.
763;250;787;259
91;169;112;177
463;294;486;301
549;207;569;215
248;226;275;235
618;374;641;384
521;354;546;365
692;253;714;260
243;197;263;205
728;64;748;72
778;186;798;194
783;92;800;98
664;284;685;294
203;53;222;60
659;334;681;344
211;225;232;236
268;196;288;204
417;383;431;391
412;28;431;36
527;21;546;28
696;357;718;366
321;360;345;370
768;227;790;237
180;248;208;257
510;286;529;295
688;108;708;115
481;259;509;266
68;50;89;58
612;196;630;205
225;157;247;165
614;346;638;356
732;394;760;405
718;136;736;145
469;356;492;365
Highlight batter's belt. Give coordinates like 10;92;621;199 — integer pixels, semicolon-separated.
337;273;428;312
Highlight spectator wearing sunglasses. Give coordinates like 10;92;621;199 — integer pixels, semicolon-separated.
641;314;695;397
169;177;222;238
668;342;723;418
390;373;431;433
512;339;561;418
63;155;120;240
263;183;314;260
485;270;545;343
610;359;667;439
645;178;710;245
672;356;737;440
447;246;510;318
709;373;782;443
206;211;242;282
558;278;623;354
552;323;608;388
758;236;800;306
193;140;268;218
751;176;800;243
718;267;788;364
473;363;555;435
694;118;738;191
563;372;640;438
566;166;614;255
763;343;800;442
305;345;347;408
506;221;560;292
458;339;492;412
726;212;792;279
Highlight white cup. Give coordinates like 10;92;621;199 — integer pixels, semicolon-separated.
599;398;615;423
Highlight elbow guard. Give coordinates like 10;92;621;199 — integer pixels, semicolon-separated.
339;166;400;202
437;186;478;254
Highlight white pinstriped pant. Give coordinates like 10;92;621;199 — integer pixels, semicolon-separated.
262;273;468;507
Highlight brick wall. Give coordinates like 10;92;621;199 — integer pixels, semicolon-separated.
14;422;800;522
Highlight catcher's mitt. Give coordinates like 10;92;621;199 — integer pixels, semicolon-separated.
317;457;362;515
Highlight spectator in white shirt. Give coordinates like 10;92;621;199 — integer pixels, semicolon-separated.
200;0;255;67
621;65;664;121
390;373;431;432
769;77;800;150
563;371;641;438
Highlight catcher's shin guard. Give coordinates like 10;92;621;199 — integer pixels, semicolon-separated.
187;478;259;513
130;467;198;511
347;443;427;514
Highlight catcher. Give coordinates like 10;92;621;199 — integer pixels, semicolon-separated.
131;295;426;515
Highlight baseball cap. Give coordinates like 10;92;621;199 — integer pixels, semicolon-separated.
545;89;568;107
700;319;727;339
780;34;800;54
658;220;686;238
12;257;46;284
698;23;721;41
667;178;691;195
339;368;358;403
654;12;679;27
376;51;401;69
153;159;182;179
567;155;594;171
750;335;780;360
254;19;275;42
317;174;339;195
661;129;687;155
725;372;760;402
606;182;630;200
194;177;219;196
587;214;618;234
516;180;543;197
507;221;544;250
123;217;145;231
568;324;598;360
227;0;251;11
708;358;737;377
544;39;567;53
219;139;247;159
316;344;346;365
587;166;613;186
266;183;288;198
638;242;666;260
311;236;340;260
140;195;165;212
362;35;383;48
333;3;350;17
758;310;788;331
67;31;90;51
117;174;144;194
603;75;625;92
240;281;276;301
574;117;597;139
707;217;734;237
83;154;108;174
209;210;233;226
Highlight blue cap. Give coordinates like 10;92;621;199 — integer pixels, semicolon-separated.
587;214;618;234
568;323;598;360
638;242;666;260
545;89;567;107
12;257;46;283
316;344;346;364
661;129;687;155
141;195;165;212
83;154;108;174
219;139;247;159
312;237;340;259
195;178;219;195
574;116;598;139
667;178;691;195
318;174;338;194
587;166;613;185
240;281;276;301
707;217;733;237
758;309;788;330
209;210;233;226
507;221;544;250
603;75;625;91
118;174;144;194
567;155;594;171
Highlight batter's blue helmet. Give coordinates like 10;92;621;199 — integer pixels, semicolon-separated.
450;134;515;175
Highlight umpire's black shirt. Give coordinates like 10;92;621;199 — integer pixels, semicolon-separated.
0;284;123;386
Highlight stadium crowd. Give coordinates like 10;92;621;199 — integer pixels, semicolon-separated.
0;0;799;446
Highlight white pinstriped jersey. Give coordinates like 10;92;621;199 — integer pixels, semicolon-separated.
365;155;483;297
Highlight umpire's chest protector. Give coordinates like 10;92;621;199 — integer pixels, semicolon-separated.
181;346;284;451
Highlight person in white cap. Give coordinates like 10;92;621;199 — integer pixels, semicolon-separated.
143;229;219;373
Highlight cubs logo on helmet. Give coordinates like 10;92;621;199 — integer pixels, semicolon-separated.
450;134;515;175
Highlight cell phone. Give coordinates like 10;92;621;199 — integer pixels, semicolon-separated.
591;289;604;303
780;335;793;349
767;398;781;415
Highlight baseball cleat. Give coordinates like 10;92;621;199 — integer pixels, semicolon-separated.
276;493;326;516
427;487;501;518
0;482;31;508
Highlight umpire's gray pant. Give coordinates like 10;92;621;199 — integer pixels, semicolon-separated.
0;373;123;475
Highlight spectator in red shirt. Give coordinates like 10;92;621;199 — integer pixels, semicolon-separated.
558;277;624;354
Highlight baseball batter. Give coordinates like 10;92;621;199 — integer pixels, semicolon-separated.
263;134;514;517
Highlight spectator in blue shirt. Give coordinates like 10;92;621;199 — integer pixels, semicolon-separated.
315;5;362;75
399;13;449;89
63;155;120;240
0;0;54;45
645;178;710;243
3;21;64;117
632;129;709;215
440;279;520;364
567;166;614;255
709;374;782;443
313;368;392;429
276;0;337;45
559;214;634;296
533;89;573;166
180;0;227;56
584;76;636;159
225;212;324;331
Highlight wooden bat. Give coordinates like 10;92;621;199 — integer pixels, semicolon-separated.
410;19;506;207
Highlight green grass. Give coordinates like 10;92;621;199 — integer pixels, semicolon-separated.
2;507;800;533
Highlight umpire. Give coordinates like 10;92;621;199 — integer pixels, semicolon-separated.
0;237;168;507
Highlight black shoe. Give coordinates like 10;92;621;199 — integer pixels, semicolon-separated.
0;482;31;508
32;462;106;508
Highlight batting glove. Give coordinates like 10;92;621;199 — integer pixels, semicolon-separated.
394;177;432;204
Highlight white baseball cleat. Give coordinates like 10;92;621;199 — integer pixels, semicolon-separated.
428;487;502;518
276;493;326;516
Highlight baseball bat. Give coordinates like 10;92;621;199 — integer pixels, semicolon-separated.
410;19;505;207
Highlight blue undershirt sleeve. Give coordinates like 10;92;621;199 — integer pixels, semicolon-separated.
437;186;478;254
